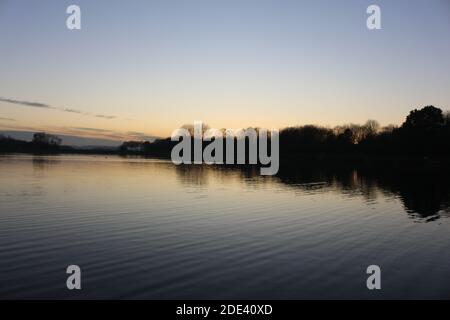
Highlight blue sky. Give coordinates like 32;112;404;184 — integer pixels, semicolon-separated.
0;0;449;138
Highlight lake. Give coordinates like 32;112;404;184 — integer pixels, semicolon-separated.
1;154;450;299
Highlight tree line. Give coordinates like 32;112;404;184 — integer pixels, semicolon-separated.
280;105;450;156
119;105;450;157
1;105;449;157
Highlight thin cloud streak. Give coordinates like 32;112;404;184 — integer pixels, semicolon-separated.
67;127;156;141
0;117;16;121
0;96;118;120
64;108;83;114
95;114;116;119
73;127;112;132
0;97;51;108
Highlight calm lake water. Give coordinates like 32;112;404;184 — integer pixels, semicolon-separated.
1;154;450;299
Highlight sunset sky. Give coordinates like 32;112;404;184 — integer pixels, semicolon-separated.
1;0;449;141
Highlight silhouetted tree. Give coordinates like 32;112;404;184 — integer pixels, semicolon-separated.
364;120;380;137
402;105;444;129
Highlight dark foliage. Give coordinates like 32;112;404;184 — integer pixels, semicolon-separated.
2;105;449;158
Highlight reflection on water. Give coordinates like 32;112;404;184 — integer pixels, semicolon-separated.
0;154;450;299
32;156;62;168
276;164;450;222
175;160;450;222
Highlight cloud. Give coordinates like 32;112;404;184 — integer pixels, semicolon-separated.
64;108;83;114
62;126;157;142
125;131;156;140
0;97;52;108
72;127;112;132
0;96;117;120
0;117;16;121
95;114;116;119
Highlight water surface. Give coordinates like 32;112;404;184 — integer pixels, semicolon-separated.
1;154;450;299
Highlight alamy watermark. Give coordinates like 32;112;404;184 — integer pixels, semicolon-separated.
170;122;279;176
367;4;381;30
65;4;382;31
366;265;381;290
66;265;81;290
66;5;81;30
